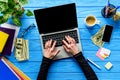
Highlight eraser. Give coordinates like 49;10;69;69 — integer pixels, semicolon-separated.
105;62;113;70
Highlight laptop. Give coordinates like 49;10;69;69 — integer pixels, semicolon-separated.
34;3;82;59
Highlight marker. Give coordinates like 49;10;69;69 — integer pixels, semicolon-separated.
87;58;101;70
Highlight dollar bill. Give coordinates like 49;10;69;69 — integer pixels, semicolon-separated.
15;38;29;61
91;26;105;47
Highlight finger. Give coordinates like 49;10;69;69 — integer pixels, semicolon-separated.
51;40;56;51
65;36;71;43
45;40;49;49
63;45;69;52
62;40;70;48
68;36;76;43
49;39;52;47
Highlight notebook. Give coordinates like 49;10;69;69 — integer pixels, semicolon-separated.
0;58;20;80
34;3;82;59
1;23;20;52
0;27;15;56
0;31;9;53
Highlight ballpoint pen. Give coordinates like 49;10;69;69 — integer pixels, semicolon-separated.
87;58;101;70
105;0;110;16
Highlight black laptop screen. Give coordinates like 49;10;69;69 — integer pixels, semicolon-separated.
34;3;78;34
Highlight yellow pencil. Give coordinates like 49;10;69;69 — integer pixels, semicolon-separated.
110;8;116;13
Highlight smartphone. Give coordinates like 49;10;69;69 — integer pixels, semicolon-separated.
102;25;113;42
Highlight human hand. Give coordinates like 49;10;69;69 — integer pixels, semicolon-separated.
62;36;79;55
44;39;60;59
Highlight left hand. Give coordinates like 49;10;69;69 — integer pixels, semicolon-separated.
44;39;60;59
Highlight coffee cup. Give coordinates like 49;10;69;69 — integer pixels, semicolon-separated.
85;15;100;27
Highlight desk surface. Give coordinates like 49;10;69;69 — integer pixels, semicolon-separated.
8;0;120;80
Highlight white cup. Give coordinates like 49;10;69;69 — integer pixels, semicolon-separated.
85;15;100;27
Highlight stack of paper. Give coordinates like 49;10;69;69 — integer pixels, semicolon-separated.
96;48;111;60
0;57;31;80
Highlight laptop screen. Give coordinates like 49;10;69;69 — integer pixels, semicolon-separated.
34;3;78;34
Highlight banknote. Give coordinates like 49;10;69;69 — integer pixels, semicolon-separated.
91;26;105;47
15;38;29;61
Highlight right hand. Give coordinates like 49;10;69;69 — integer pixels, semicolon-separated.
62;36;79;55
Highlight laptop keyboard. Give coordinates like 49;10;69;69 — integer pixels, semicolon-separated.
42;30;79;48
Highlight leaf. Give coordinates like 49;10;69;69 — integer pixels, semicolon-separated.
26;10;33;16
13;8;25;17
14;3;21;10
1;8;13;15
8;0;16;9
0;2;8;12
0;14;10;24
0;0;8;3
19;0;28;5
12;17;22;26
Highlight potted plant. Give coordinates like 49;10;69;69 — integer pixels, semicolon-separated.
0;0;33;26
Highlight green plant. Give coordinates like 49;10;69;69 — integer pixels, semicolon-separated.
0;0;33;26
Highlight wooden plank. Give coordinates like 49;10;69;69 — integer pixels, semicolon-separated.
25;72;120;80
25;0;120;7
7;61;120;76
21;7;120;19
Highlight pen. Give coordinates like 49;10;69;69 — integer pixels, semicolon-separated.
105;0;110;16
87;58;101;70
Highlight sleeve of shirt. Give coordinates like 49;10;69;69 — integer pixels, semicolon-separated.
37;56;53;80
73;52;98;80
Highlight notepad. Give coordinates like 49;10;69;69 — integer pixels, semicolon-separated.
0;58;20;80
0;31;9;53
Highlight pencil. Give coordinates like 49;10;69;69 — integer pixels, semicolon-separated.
110;8;116;13
110;6;120;13
87;58;101;70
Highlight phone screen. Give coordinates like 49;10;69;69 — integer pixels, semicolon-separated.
102;25;113;42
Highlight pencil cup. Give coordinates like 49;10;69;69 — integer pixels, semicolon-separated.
101;4;116;18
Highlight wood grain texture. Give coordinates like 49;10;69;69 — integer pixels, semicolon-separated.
6;0;120;80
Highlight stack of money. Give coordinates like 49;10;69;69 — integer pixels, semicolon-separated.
91;26;105;47
15;38;29;61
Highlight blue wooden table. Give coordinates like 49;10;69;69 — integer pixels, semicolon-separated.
8;0;120;80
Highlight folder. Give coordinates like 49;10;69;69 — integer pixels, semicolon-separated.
0;27;15;56
0;31;9;53
3;57;31;80
0;58;20;80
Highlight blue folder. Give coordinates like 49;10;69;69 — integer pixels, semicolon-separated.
0;58;19;80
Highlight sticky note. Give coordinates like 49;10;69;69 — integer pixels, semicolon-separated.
0;31;9;53
105;62;113;70
96;48;111;60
